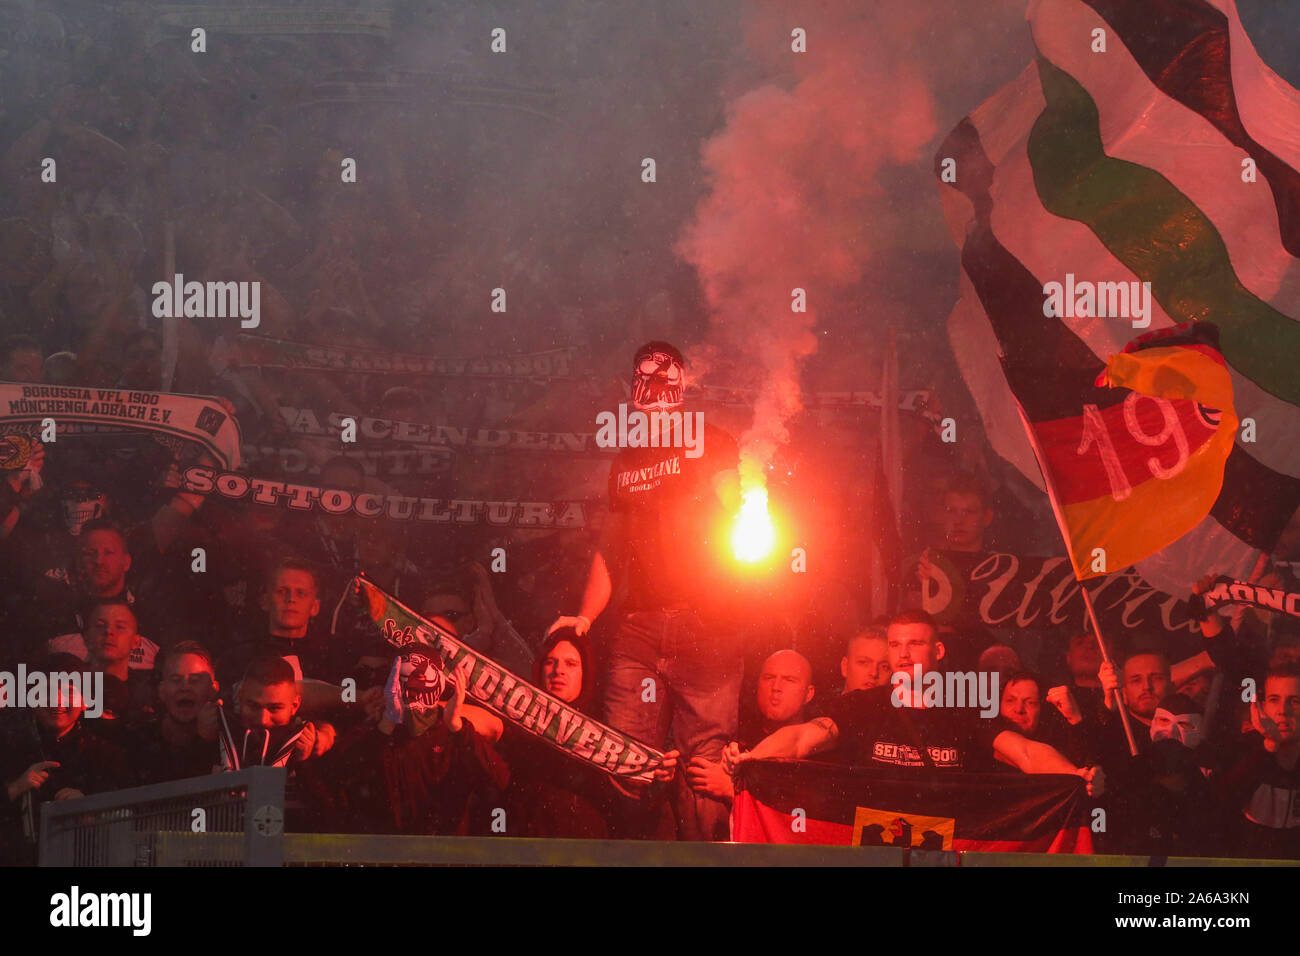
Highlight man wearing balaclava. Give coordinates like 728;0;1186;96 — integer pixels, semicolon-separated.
549;341;741;841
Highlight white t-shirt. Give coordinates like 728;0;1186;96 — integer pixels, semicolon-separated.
49;632;160;671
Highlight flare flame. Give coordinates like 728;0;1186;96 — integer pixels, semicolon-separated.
731;482;775;563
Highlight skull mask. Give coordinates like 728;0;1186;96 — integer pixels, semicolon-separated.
401;650;448;712
61;480;108;536
631;342;685;412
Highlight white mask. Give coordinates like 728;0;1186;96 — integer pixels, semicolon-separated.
1150;707;1203;750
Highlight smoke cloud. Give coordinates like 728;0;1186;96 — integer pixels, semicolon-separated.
676;0;943;488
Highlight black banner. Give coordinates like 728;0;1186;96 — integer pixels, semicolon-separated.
918;550;1197;636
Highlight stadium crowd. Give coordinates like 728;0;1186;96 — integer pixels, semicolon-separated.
2;0;1300;866
1;348;1297;863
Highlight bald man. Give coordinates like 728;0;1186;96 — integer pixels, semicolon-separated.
686;650;814;807
755;650;816;734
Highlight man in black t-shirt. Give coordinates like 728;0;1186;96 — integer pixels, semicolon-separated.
1216;665;1300;858
1094;649;1172;765
548;341;739;840
75;598;156;731
218;558;346;686
686;649;816;807
1064;632;1107;724
725;610;1104;793
1;654;134;864
129;641;223;785
823;685;995;770
995;671;1093;768
218;559;345;747
24;520;162;668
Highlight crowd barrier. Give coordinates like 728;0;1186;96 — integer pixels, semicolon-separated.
36;771;1299;867
39;767;286;867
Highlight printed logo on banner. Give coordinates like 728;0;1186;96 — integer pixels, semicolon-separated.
917;551;965;624
195;407;227;436
1198;576;1300;620
0;433;33;469
382;618;422;648
852;806;955;850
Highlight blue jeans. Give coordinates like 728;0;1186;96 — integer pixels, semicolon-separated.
602;609;742;841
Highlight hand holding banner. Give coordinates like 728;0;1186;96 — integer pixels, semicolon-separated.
0;383;242;470
352;577;668;783
1187;574;1300;622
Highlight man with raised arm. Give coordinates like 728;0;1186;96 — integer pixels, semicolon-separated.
547;341;737;840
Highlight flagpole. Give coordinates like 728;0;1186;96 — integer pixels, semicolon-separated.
1079;583;1139;756
1011;405;1139;756
160;219;178;392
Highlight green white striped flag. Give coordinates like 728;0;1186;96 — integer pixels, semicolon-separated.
938;0;1300;596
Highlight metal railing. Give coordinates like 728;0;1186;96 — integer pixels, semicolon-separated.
38;767;286;867
274;836;1299;868
35;769;1300;866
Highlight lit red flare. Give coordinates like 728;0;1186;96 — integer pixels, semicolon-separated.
731;485;775;563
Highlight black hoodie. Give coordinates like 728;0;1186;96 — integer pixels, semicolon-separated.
499;630;619;838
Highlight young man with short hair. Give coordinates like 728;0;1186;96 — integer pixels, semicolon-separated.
216;655;332;770
939;477;994;553
1094;648;1172;762
1216;664;1300;858
841;629;890;694
78;598;155;728
128;642;222;784
219;558;343;687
